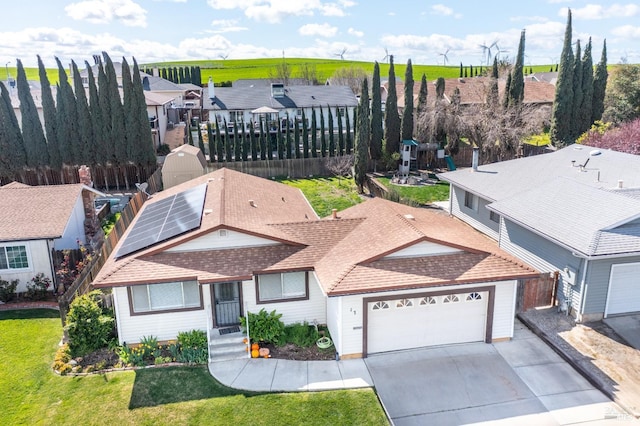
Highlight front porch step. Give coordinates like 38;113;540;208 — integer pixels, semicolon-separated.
209;331;248;362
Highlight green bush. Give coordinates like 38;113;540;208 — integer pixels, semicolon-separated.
240;308;285;344
0;278;18;302
26;273;51;300
157;143;171;155
281;322;319;347
177;330;207;349
176;330;208;364
65;290;115;357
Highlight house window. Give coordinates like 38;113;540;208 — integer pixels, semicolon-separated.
372;301;389;310
0;245;29;270
338;107;345;117
296;108;303;117
129;281;202;314
464;191;478;211
396;298;413;308
256;271;308;303
443;294;460;304
229;110;243;123
466;292;482;301
489;211;500;223
419;296;436;306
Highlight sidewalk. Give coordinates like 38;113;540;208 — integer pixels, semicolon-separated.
519;307;640;419
0;301;59;311
208;357;373;392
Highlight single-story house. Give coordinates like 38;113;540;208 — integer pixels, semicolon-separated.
92;168;541;358
0;182;104;293
440;144;640;321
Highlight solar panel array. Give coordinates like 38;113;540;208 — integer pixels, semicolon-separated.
116;184;207;258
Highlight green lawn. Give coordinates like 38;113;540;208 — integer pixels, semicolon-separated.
0;309;388;425
280;176;363;218
376;177;450;205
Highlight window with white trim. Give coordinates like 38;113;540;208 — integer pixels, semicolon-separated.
371;301;389;310
130;281;201;313
466;292;482;301
419;296;436;306
257;271;307;302
0;245;29;270
396;298;413;308
443;294;460;303
464;191;478;211
489;210;500;223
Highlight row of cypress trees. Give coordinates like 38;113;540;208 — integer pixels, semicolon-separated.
0;52;156;187
144;66;202;86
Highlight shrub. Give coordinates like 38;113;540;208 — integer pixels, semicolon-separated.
26;273;51;300
65;290;115;357
52;343;73;374
240;308;285;344
0;278;18;302
157;143;171;155
281;322;319;347
139;335;159;359
177;330;207;349
176;330;208;364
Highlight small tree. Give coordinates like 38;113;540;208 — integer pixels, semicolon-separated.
65;290;115;357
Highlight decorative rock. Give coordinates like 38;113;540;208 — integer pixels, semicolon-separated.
69;359;78;366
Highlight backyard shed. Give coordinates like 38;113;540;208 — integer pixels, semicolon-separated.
162;144;207;189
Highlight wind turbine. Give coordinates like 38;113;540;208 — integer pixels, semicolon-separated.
439;48;450;65
334;47;347;60
382;47;390;63
479;40;498;65
218;53;229;60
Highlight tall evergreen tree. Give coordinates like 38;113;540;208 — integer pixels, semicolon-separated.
54;57;77;165
276;118;284;159
487;57;499;106
416;73;428;115
577;38;594;135
328;105;335;156
122;58;137;161
550;9;575;145
349;106;356;155
401;59;414;141
570;40;584;139
241;120;248;161
132;58;157;166
502;72;512;109
38;55;61;172
0;82;27;177
233;119;241;160
294;116;301;158
207;122;215;163
173;67;178;83
249;120;257;160
337;107;344;156
345;107;353;154
592;40;608;123
354;78;370;193
214;117;223;162
370;61;383;162
285;115;292;159
224;118;232;161
311;106;318;158
320;107;327;157
179;67;185;83
384;56;400;154
198;122;206;156
259;119;267;160
508;30;526;108
161;68;167;80
302;109;309;158
16;59;49;170
459;62;463;78
72;60;94;165
185;67;191;85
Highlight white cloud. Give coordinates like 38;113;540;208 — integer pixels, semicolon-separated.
612;25;640;38
299;23;338;37
210;19;248;33
348;27;363;37
567;3;640;20
207;0;355;23
510;15;549;23
65;0;147;27
431;4;453;16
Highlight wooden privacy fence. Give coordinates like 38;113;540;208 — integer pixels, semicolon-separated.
516;273;557;313
207;157;331;178
57;191;148;325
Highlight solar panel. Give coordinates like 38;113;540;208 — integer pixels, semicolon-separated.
116;184;207;258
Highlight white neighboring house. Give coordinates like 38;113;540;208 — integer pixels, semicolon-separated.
0;182;104;293
92;168;541;358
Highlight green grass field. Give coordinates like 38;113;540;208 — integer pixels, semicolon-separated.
17;57;558;87
376;177;451;205
0;309;388;425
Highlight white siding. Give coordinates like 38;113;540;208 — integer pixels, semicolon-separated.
338;294;365;357
384;241;461;258
166;229;279;252
450;186;500;240
241;273;326;325
1;240;53;293
326;296;342;355
113;286;210;344
491;281;517;339
58;195;87;249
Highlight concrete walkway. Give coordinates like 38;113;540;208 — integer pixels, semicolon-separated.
208;357;373;392
604;315;640;350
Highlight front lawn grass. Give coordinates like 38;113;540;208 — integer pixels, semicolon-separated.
376;177;450;205
0;309;388;425
280;176;362;218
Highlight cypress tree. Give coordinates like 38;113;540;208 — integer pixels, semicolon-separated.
38;55;61;172
401;59;414;141
302;109;309;158
384;56;400;155
345;106;353;154
179;67;185;83
487;57;499;106
350;106;356;154
122;58;137;161
249;120;257;160
55;57;79;165
354;78;370;193
416;73;428;115
188;125;194;146
570;40;584;139
294;116;301;158
173;67;178;83
311;106;318;158
224;118;232;161
370;61;383;162
91;61;109;168
207;122;215;163
241;120;248;161
167;67;172;81
550;9;575;146
337;107;344;156
132;58;156;166
459;62;463;78
285;115;292;159
185;67;191;84
72;60;93;166
470;64;474;78
259;119;267;160
592;40;608;123
328;105;335;156
508;29;526;108
502;72;512;109
198;122;206;157
320;107;327;157
233;119;241;160
195;66;202;86
103;53;127;177
16;58;49;170
214;117;224;162
578;38;594;135
0;82;27;176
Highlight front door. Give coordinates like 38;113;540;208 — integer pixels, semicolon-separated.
213;282;242;327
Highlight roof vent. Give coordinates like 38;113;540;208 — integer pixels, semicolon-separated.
618;180;624;189
331;209;338;220
203;208;213;215
249;200;257;207
404;214;415;221
589;149;602;156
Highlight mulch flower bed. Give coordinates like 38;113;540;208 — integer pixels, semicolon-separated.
261;342;336;361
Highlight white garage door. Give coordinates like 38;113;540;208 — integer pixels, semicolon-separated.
368;291;488;354
606;263;640;317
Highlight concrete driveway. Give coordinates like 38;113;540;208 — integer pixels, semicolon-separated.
365;321;638;425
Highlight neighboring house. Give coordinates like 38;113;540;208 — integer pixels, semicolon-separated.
203;79;358;134
92;168;540;358
144;91;175;149
440;144;640;321
0;182;104;293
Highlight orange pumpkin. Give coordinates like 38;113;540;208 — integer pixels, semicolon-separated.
258;347;270;357
251;343;259;351
242;338;248;344
251;349;259;358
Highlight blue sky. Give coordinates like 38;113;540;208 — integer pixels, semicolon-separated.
1;0;638;69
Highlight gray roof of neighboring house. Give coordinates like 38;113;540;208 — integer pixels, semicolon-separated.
143;75;185;91
487;177;640;257
203;85;358;111
440;144;640;202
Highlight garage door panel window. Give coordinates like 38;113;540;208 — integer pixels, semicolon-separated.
371;301;389;310
256;271;308;303
443;294;460;303
396;298;413;308
419;296;437;306
466;292;482;301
